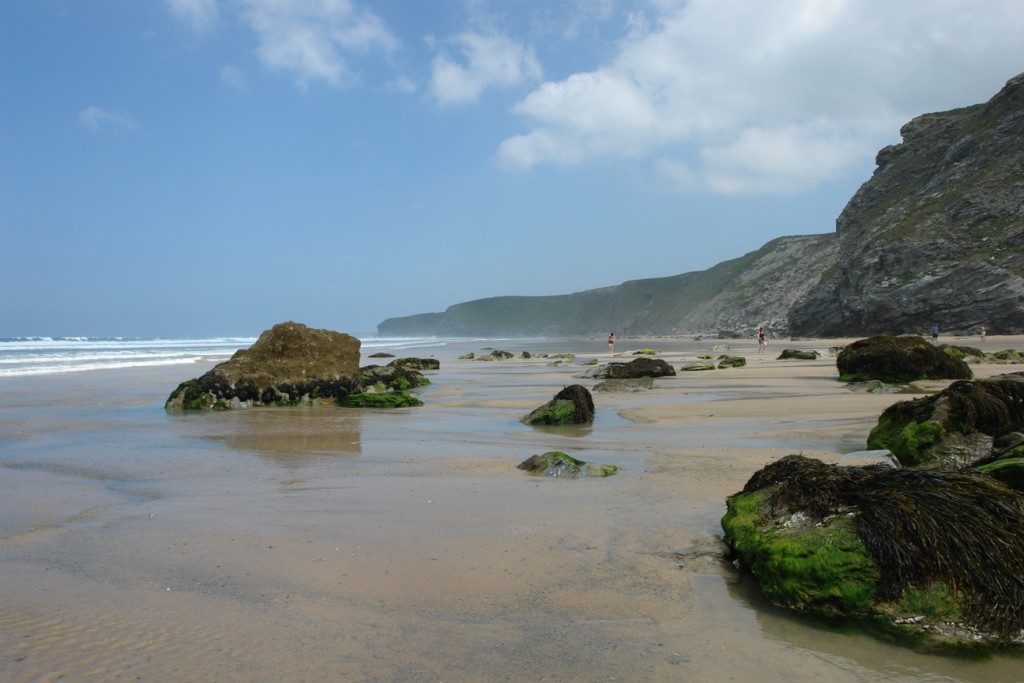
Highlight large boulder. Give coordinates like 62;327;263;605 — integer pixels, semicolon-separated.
836;335;972;383
166;322;361;410
584;357;676;379
867;373;1024;468
722;455;1024;650
522;385;595;425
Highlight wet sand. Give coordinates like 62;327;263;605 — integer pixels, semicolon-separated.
2;335;1024;682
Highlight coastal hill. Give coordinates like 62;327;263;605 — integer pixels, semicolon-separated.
378;73;1024;339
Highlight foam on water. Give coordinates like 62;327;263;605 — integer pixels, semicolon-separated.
0;334;496;377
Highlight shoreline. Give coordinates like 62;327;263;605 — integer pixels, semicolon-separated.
2;336;1024;681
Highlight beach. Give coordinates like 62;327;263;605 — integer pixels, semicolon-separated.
2;334;1023;682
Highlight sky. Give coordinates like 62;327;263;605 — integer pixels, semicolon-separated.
2;1;1024;338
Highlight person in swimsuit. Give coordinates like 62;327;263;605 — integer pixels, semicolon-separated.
607;333;615;355
757;327;767;354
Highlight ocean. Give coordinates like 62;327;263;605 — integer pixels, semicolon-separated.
0;334;524;377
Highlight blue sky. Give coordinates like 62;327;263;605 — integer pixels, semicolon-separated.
3;1;1023;338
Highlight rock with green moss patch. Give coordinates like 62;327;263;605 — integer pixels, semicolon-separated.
583;357;676;380
632;349;657;355
523;385;595;425
716;355;747;368
335;391;423;408
166;322;361;411
517;451;620;478
723;454;1024;651
837;335;972;383
777;349;820;360
867;373;1024;468
679;360;716;371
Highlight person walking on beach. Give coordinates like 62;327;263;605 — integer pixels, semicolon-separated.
980;324;987;342
608;333;615;355
931;324;939;343
757;327;767;355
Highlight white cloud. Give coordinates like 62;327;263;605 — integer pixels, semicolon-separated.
165;0;219;33
78;106;140;133
498;0;1024;194
430;31;542;106
239;0;398;88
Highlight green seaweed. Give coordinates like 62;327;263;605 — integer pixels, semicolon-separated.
335;391;423;408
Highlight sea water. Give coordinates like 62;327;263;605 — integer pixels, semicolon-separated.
0;334;521;377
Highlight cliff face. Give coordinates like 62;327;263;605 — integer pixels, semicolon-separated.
788;73;1024;336
379;74;1024;338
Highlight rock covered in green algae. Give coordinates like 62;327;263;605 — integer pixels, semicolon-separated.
583;357;676;379
166;321;361;410
517;452;620;478
716;354;746;368
522;385;595;425
867;373;1024;468
722;454;1024;651
837;335;972;383
335;391;423;408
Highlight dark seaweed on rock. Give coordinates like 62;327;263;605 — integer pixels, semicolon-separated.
553;384;595;424
741;455;1024;639
945;376;1024;438
836;335;972;383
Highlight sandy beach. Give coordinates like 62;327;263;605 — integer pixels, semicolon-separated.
2;334;1024;682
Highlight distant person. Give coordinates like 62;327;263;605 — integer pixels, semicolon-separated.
980;324;987;342
757;327;767;355
608;333;615;355
931;324;939;343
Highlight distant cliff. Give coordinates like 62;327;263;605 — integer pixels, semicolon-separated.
379;73;1024;338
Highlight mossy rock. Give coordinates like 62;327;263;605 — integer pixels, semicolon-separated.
516;451;620;478
778;349;820;360
723;455;1024;649
985;349;1024;364
717;355;747;368
867;375;1024;468
369;352;395;358
632;349;657;355
389;357;440;370
723;490;879;617
837;335;972;383
680;360;716;371
588;357;676;379
523;385;595;425
459;352;475;360
975;458;1024;492
335;391;423;408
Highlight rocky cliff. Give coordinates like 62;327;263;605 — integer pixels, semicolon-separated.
788;72;1024;336
379;73;1024;338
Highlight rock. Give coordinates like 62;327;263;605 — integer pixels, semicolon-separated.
984;349;1024;364
975;458;1024;492
632;349;657;355
837;335;972;383
369;352;395;358
716;355;746;368
336;391;423;408
722;454;1024;650
522;385;595;425
777;349;820;360
938;344;983;360
593;377;654;392
867;373;1024;468
789;73;1024;337
388;357;440;370
359;364;429;392
516;451;620;478
166;322;360;410
679;360;715;371
584;358;677;379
